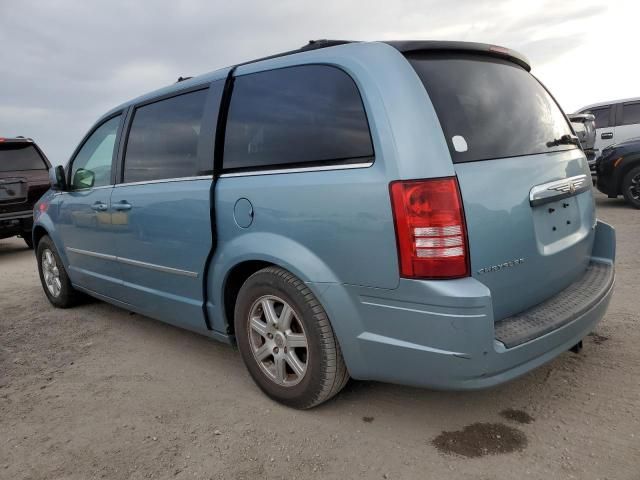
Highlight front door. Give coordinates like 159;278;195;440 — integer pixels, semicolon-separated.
57;114;124;298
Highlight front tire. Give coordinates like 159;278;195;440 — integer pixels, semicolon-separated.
622;166;640;209
234;267;349;409
36;235;82;308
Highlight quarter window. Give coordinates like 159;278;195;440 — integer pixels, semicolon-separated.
123;89;208;183
622;102;640;126
223;65;373;171
70;115;121;189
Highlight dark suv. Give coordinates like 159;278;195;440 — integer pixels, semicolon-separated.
0;137;51;248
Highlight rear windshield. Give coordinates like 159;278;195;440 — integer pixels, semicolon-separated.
407;53;576;163
0;143;48;172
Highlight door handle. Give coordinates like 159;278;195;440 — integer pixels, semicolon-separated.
113;201;132;211
91;202;108;211
601;132;614;139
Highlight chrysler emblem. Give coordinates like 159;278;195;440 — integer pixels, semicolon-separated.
529;174;589;206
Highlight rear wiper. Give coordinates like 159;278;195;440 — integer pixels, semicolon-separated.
547;134;580;148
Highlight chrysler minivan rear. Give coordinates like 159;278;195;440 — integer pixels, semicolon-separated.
321;43;616;389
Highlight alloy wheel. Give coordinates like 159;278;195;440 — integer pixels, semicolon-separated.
247;295;309;387
42;249;62;297
629;173;640;201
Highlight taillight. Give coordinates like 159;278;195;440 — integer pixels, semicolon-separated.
389;177;469;279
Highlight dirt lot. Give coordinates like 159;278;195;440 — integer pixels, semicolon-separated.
1;192;638;480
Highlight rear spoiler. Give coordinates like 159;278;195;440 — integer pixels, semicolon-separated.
385;40;531;72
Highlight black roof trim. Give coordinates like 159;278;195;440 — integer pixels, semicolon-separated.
384;40;531;71
0;136;34;144
235;39;356;68
233;40;531;71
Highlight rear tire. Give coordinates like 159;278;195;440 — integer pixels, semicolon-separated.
36;235;82;308
621;166;640;209
234;266;349;409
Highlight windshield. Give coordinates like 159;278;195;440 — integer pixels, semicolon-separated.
0;143;48;172
407;53;576;163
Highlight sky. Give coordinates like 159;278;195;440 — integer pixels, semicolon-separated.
1;0;637;165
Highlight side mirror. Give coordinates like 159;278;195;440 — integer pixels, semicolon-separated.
49;165;68;191
72;168;95;189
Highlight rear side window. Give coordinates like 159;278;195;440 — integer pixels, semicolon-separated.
587;107;611;128
0;144;47;172
622;102;640;126
223;65;373;171
407;53;575;163
124;89;208;183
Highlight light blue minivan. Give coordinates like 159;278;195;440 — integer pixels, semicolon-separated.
33;40;616;408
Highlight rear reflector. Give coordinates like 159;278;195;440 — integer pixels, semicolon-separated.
389;177;469;279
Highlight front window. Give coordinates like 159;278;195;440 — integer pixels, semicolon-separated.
70;115;121;189
586;107;611;129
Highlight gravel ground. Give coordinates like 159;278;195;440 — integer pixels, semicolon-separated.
1;192;638;480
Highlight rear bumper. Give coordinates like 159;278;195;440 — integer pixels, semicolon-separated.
315;220;616;390
0;210;33;238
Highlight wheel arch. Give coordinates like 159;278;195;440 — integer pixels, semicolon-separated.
222;260;274;337
212;232;342;337
32;217;70;267
32;224;49;250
